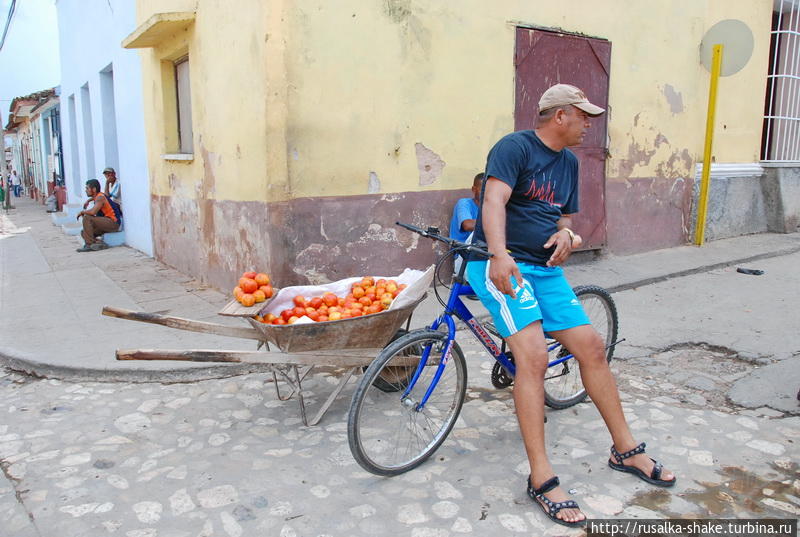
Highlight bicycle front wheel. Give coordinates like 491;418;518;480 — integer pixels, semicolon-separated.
544;285;619;409
347;329;467;476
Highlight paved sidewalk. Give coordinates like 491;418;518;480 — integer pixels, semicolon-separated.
2;197;799;382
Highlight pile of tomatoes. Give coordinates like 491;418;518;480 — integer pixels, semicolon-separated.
254;276;407;325
232;271;274;307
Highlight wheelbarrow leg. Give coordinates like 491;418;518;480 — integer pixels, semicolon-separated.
271;365;313;401
300;366;359;427
270;365;360;426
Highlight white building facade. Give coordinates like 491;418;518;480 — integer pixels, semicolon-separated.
56;0;153;255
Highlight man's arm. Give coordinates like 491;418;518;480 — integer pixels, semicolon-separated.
453;199;476;233
460;218;476;233
483;178;523;298
78;196;107;219
543;214;583;267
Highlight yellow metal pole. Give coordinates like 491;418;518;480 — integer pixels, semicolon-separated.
695;44;723;246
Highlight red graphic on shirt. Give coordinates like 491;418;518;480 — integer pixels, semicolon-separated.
524;175;557;206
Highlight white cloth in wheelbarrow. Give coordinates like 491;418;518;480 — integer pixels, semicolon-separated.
261;266;434;324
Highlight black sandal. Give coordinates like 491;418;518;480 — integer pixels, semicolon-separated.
526;476;586;527
608;442;676;487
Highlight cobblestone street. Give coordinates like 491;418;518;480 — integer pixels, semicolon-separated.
1;336;798;537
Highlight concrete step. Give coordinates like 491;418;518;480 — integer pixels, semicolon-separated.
103;230;126;246
73;229;125;247
62;222;82;236
51;203;81;226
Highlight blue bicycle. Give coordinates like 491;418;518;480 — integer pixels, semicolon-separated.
347;222;619;476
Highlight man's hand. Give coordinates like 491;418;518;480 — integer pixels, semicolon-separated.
544;229;578;267
489;251;523;298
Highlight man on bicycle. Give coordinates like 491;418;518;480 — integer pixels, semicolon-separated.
466;83;675;527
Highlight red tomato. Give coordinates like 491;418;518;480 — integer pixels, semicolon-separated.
239;278;258;294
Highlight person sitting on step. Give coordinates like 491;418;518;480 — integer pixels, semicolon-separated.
76;179;120;252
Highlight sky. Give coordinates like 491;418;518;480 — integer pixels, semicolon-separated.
0;0;61;123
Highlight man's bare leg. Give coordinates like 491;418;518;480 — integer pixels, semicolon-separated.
505;321;585;524
550;324;675;482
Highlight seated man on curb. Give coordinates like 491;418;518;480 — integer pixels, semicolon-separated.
76;179;119;252
449;172;483;243
450;173;483;278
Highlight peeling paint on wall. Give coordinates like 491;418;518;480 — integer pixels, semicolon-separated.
614;140;658;179
655;148;694;180
368;171;381;194
383;0;411;23
662;84;684;115
415;143;446;186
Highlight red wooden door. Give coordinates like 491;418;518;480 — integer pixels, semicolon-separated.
514;28;611;249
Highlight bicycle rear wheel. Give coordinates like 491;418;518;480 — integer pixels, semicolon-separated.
544;285;618;409
348;329;467;476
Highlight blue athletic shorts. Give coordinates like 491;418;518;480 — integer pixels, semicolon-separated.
465;260;590;338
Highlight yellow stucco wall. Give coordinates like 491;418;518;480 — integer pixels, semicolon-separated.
285;0;772;198
136;0;771;205
131;0;775;285
136;0;288;203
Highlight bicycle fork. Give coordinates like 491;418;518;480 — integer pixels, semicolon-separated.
400;314;457;412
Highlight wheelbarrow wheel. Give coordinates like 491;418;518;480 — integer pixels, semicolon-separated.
366;329;417;393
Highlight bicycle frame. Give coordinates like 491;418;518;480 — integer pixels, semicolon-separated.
403;265;572;412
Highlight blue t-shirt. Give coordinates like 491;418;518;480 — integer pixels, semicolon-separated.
449;197;479;242
474;130;579;266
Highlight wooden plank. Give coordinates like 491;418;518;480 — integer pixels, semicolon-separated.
217;298;268;317
116;348;380;367
217;289;280;317
115;348;435;368
102;306;263;341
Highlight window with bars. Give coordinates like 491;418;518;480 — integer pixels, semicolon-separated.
762;0;800;162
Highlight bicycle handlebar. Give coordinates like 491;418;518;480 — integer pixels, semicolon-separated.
395;221;492;258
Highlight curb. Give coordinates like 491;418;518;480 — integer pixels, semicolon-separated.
603;243;800;294
0;348;279;384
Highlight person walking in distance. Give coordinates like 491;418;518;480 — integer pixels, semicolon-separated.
466;84;676;527
10;170;21;197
